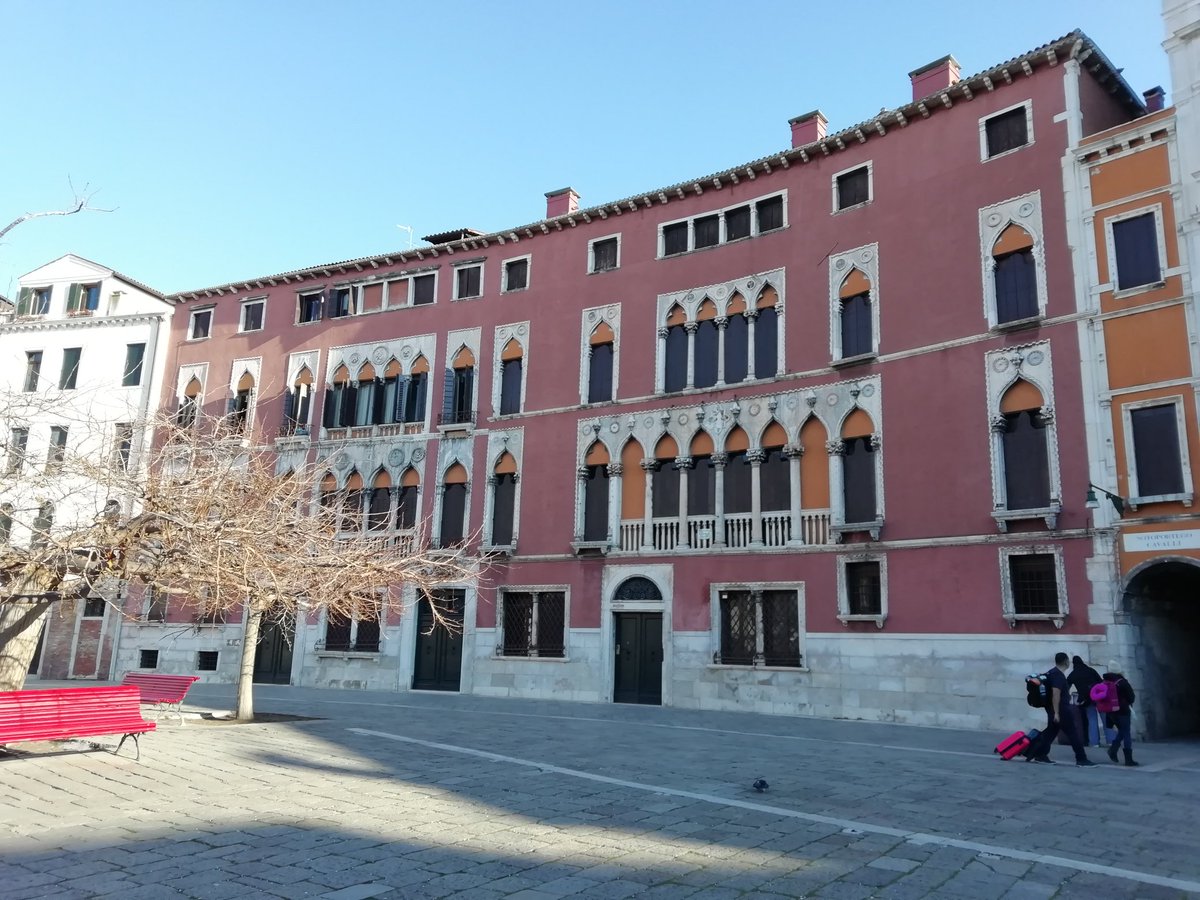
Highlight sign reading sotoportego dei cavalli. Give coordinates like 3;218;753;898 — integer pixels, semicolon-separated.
1122;530;1200;553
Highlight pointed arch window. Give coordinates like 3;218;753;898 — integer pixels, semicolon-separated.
282;367;314;435
999;380;1050;511
376;358;401;426
490;452;518;547
31;502;54;549
440;463;469;546
652;435;680;518
323;365;356;429
499;339;523;416
840;410;877;526
354;363;377;427
0;504;12;544
760;422;790;512
319;472;338;516
178;377;202;428
368;470;392;532
588;322;615;404
993;224;1037;324
693;300;719;389
663;305;687;394
754;287;779;379
404;355;429;425
342;471;365;532
443;347;476;427
724;427;752;515
688;431;716;516
724;293;748;385
582;441;610;542
837;269;874;360
397;467;420;529
229;372;255;433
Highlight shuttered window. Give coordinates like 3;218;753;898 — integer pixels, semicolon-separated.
588;342;613;403
663;222;689;256
842;437;876;524
985;107;1028;157
845;561;881;615
836;167;870;210
663;325;687;393
491;473;516;546
504;258;528;292
994;249;1037;323
1002;410;1050;510
756;195;784;232
1131;404;1185;497
412;274;436;305
693;215;719;249
583;465;609;541
500;359;523;415
1113;213;1162;290
840;293;872;357
591;238;618;273
725;206;751;241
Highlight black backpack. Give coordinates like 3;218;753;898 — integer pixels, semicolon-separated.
1025;673;1048;708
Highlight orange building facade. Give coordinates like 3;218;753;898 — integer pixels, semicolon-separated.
1069;1;1200;737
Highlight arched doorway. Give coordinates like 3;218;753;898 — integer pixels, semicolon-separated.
1124;558;1200;738
612;577;663;706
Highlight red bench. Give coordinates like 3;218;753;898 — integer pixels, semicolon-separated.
0;686;155;760
121;673;200;725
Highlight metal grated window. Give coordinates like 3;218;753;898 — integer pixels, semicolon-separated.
718;591;756;666
718;589;801;667
1009;554;1060;615
197;651;218;671
500;590;565;658
762;590;801;667
845;561;882;616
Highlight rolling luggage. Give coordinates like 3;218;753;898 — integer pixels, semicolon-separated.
995;728;1040;760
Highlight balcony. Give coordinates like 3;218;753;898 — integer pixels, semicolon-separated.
617;509;831;552
437;409;476;437
320;421;424;443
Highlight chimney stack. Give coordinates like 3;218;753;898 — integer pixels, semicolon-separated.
909;54;961;102
545;187;580;219
1143;86;1166;112
788;110;828;148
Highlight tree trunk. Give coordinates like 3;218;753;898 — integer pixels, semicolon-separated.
236;604;262;721
0;599;54;691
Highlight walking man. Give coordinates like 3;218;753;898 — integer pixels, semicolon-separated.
1026;652;1098;767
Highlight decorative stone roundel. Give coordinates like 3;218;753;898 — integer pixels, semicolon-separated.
607;306;618;317
334;453;352;471
746;279;757;289
861;384;876;397
992;357;1011;373
685;293;695;303
609;422;620;433
588;310;597;322
388;448;406;467
748;404;761;416
412;447;425;462
516;324;528;336
349;352;362;366
786;396;799;410
643;416;655;428
1018;201;1035;218
859;248;875;263
986;212;1003;228
580;423;592;436
716;286;727;298
372;346;388;364
834;258;848;271
678;413;689;425
827;393;839;406
1027;350;1045;367
400;345;413;359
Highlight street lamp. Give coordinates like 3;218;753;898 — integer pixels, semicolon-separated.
1085;483;1126;516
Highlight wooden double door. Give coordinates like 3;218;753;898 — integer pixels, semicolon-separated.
613;612;662;705
253;621;294;684
413;590;464;691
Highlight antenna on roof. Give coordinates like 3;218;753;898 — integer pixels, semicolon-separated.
395;225;414;250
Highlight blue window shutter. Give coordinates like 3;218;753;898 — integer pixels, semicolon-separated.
282;390;295;428
322;388;336;428
413;373;427;422
395;376;409;422
341;385;358;427
441;368;455;419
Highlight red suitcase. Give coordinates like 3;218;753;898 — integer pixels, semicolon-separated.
995;728;1039;760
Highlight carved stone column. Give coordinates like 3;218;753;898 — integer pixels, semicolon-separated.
712;452;728;548
606;462;623;548
684;321;699;390
674;456;693;549
714;316;729;386
826;440;846;541
751;588;766;666
784;442;804;544
574;465;589;541
744;308;759;379
656;326;669;392
640;458;656;551
747;449;766;547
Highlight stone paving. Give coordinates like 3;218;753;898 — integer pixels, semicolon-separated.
2;682;1199;899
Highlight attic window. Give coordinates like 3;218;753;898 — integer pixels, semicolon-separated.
983;104;1032;159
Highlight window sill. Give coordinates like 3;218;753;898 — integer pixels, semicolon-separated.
831;352;877;369
1127;492;1192;511
493;653;569;662
571;540;609;557
1004;613;1065;630
588;266;620;276
656;225;789;261
295;319;324;327
1112;280;1166;300
992;503;1060;532
186;336;211;342
706;663;809;673
832;199;872;216
437;422;475;437
451;295;484;303
832;518;883;542
237;328;264;335
315;650;382;660
982;142;1032;163
501;287;529;296
482;544;516;558
838;614;887;629
991;314;1043;333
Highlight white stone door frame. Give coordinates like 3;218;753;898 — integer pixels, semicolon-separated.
398;580;477;693
599;564;674;705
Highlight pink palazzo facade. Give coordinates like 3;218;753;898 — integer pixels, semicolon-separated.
116;32;1151;731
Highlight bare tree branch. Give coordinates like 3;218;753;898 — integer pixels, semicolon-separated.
0;180;116;244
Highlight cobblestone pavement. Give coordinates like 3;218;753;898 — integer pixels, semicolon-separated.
2;683;1199;899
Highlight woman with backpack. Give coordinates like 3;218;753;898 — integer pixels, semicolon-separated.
1093;662;1138;766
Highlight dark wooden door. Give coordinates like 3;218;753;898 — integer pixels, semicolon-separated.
27;619;45;676
613;612;662;705
413;590;464;691
253;621;294;684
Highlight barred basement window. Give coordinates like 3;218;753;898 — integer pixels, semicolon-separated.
197;651;219;671
139;649;159;669
500;590;565;658
323;609;381;652
716;588;802;667
1009;554;1059;615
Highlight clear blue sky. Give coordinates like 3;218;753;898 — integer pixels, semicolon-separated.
0;0;1170;297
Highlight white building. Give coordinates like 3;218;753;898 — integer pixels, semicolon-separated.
1;254;174;681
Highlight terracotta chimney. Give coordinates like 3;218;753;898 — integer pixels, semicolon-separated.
1143;86;1166;112
788;110;828;148
909;54;961;102
545;187;580;218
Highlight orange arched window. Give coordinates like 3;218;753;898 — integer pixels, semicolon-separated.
994;224;1037;323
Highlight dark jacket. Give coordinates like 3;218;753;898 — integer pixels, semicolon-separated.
1102;672;1136;714
1069;658;1103;706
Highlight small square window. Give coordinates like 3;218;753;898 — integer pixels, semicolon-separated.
845;561;881;615
503;258;529;292
836;167;870;211
197;650;219;671
298;292;323;323
455;265;482;300
412;274;436;305
756;196;784;232
139;649;159;669
663;222;689;256
591;237;619;273
694;215;719;249
1112;212;1162;291
189;309;213;340
725;206;751;241
985;106;1030;158
1008;554;1059;615
241;300;264;332
328;288;354;318
82;597;106;618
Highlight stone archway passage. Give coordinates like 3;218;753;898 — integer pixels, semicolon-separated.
1124;559;1200;739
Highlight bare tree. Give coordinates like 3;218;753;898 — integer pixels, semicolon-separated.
0;181;113;246
0;409;478;719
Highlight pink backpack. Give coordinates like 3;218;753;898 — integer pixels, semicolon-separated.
1090;680;1120;714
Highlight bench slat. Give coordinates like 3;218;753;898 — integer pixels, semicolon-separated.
0;687;156;746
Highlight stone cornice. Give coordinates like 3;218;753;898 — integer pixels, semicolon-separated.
0;312;169;335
